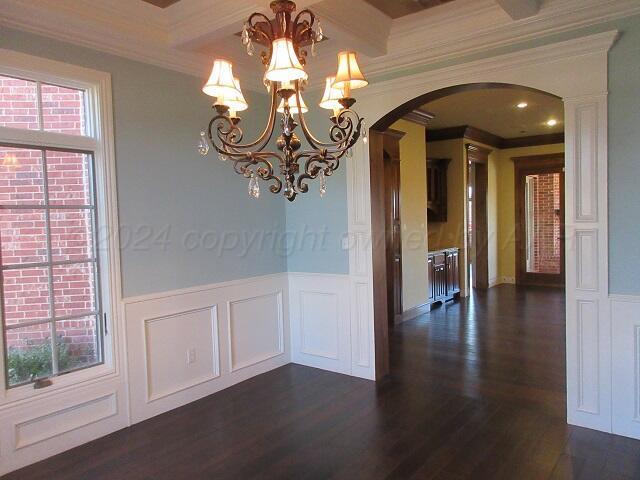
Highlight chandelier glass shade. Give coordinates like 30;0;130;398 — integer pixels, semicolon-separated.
197;0;368;201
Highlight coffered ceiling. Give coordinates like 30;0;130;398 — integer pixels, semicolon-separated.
2;0;637;92
363;0;454;19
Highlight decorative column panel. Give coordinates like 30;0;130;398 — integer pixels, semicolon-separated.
346;141;376;379
564;94;611;432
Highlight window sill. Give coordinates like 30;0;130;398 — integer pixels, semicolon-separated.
0;362;119;409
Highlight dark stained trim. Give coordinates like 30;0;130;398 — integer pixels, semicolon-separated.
501;132;564;148
402;109;435;127
427;125;564;149
384;128;407;140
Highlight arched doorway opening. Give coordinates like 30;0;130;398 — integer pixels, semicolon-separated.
368;82;566;380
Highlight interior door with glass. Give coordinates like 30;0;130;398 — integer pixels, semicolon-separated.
514;154;565;287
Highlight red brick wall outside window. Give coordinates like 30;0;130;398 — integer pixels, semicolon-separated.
529;172;561;274
0;75;101;387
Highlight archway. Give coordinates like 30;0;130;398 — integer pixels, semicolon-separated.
343;31;616;433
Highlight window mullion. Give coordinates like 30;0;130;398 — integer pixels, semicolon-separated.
36;81;44;131
40;150;58;376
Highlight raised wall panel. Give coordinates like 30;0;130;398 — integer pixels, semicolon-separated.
300;291;339;360
288;274;352;375
576;229;598;291
353;282;371;369
14;393;117;450
612;297;640;439
574;104;599;222
576;300;600;414
144;306;219;402
228;292;284;371
125;274;289;424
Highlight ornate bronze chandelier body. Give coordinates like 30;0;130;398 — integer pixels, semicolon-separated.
198;0;369;201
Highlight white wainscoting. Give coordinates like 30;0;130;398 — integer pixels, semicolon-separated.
288;273;353;375
0;376;129;475
125;273;289;424
611;294;640;440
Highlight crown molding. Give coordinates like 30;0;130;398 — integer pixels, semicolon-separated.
0;0;634;95
427;124;564;149
364;0;637;81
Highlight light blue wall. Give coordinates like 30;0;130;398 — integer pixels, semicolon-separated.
4;14;640;294
284;105;349;274
1;28;287;297
284;15;640;295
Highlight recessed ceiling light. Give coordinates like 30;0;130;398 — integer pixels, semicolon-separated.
546;119;558;126
516;102;528;108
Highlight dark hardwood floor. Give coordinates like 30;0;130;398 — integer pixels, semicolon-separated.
6;285;640;479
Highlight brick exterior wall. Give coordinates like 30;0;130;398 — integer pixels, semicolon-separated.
530;173;561;274
0;75;98;375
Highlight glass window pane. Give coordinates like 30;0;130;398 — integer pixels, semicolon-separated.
46;150;92;206
5;322;53;386
53;262;96;317
525;173;561;274
0;146;45;206
56;315;101;374
2;267;51;326
50;209;94;262
0;75;39;130
0;208;48;266
41;83;86;136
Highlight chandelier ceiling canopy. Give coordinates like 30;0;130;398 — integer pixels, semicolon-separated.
197;0;369;201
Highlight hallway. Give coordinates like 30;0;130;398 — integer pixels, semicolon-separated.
7;286;640;479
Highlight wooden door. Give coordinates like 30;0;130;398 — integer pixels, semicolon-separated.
514;153;565;287
383;129;405;325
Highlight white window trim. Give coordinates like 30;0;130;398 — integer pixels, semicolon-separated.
0;49;123;406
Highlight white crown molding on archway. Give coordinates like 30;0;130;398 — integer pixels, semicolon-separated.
341;30;624;436
1;0;638;91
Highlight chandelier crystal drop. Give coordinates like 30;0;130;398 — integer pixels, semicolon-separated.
197;0;368;201
198;131;210;156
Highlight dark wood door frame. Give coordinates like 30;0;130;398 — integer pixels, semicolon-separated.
369;83;562;380
466;144;491;291
383;129;405;325
513;153;565;287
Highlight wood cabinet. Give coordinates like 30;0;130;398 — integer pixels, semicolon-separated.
427;158;450;223
428;248;460;307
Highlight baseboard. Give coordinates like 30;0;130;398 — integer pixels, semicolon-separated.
397;302;431;323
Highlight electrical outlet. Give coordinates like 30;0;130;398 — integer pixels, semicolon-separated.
186;347;196;365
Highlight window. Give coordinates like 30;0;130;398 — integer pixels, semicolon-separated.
0;53;118;394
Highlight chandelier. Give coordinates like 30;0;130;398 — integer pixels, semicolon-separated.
197;0;369;201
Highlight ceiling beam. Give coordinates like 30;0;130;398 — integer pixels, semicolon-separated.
310;0;391;57
495;0;541;20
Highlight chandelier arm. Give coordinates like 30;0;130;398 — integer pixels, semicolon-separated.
295;82;363;151
292;9;315;42
231;151;284;194
294;152;339;193
207;87;279;155
248;12;275;40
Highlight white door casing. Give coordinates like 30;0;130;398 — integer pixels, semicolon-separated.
345;31;618;432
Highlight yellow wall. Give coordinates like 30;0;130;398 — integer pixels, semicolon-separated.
425;138;469;294
426;139;564;292
496;143;565;281
391;120;429;310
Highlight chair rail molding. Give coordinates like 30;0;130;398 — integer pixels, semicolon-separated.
350;30;619;435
